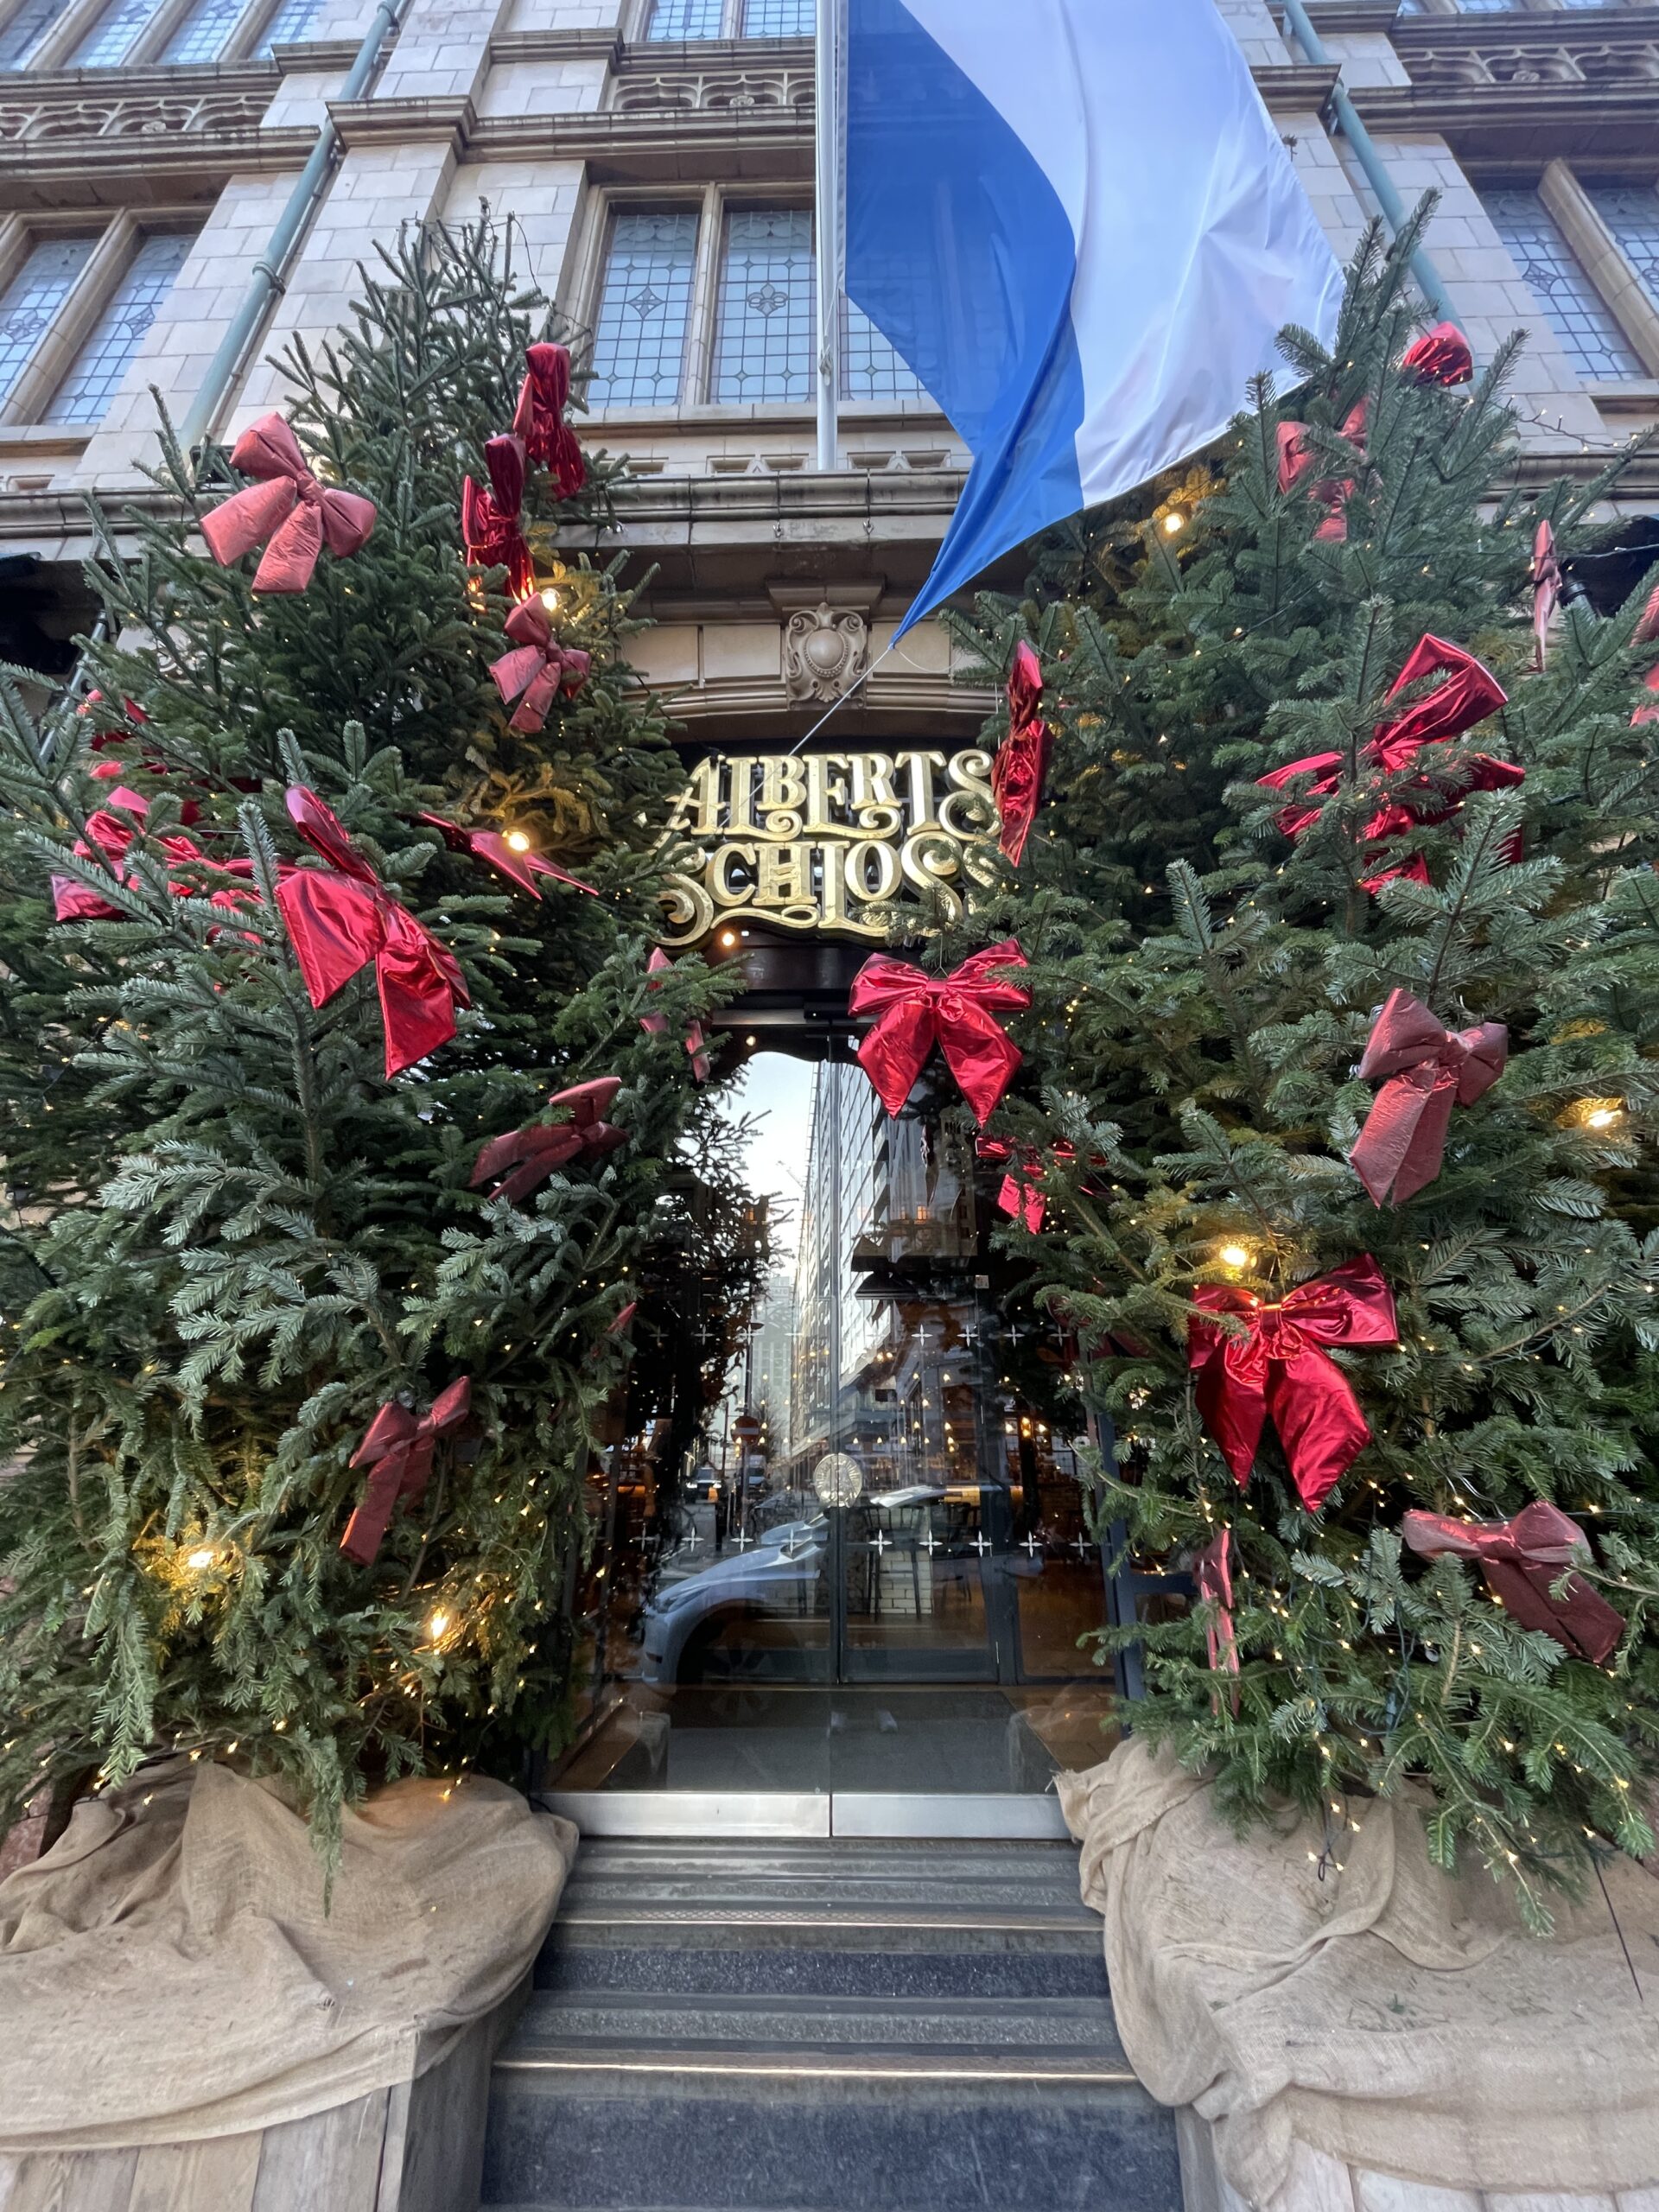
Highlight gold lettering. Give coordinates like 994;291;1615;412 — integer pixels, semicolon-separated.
757;755;808;842
940;748;998;841
666;756;722;837
725;758;760;835
894;750;948;831
709;843;756;905
844;838;901;905
755;842;811;908
803;753;849;835
658;871;715;946
900;830;963;924
843;753;903;839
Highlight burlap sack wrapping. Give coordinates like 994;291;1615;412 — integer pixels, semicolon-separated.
0;1757;575;2152
1059;1738;1659;2209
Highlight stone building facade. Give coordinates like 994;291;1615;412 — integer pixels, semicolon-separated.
2;0;1657;700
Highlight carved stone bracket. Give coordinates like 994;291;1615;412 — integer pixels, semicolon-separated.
782;601;869;704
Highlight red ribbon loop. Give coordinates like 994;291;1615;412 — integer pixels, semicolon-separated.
1275;398;1368;541
340;1376;472;1566
417;811;595;900
488;596;592;733
276;788;470;1079
849;939;1031;1127
1350;988;1507;1207
992;641;1052;866
1401;322;1473;387
1402;1501;1624;1663
641;947;709;1082
1194;1527;1241;1694
1188;1255;1398;1511
462;433;533;600
512;343;587;499
1531;518;1562;672
471;1076;628;1204
200;415;377;595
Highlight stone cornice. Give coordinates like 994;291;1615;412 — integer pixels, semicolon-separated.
469;102;811;176
1293;3;1402;34
269;35;361;70
1349;78;1659;162
0;125;319;208
327;92;474;149
487;27;623;64
1390;9;1659;46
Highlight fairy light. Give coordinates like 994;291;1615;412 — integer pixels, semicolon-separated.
185;1547;216;1573
1162;512;1185;535
1218;1243;1254;1272
505;830;531;854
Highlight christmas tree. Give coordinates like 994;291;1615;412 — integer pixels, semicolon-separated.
0;221;733;1852
952;208;1659;1927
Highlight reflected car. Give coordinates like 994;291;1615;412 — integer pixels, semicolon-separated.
642;1520;827;1684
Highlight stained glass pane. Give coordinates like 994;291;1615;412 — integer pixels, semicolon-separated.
589;208;698;408
48;232;192;425
713;207;812;406
1483;188;1640;379
252;0;320;52
162;0;242;60
742;0;811;31
1456;1;1521;12
841;298;926;404
0;237;94;407
646;0;721;35
71;0;164;64
1590;185;1659;311
0;0;68;67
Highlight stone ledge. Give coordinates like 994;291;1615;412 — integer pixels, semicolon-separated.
0;125;320;208
327;91;474;149
1349;79;1659;161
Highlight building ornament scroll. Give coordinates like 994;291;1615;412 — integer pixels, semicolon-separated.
658;748;1001;946
782;602;869;704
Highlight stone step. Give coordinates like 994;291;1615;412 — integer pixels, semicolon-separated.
512;1988;1128;2058
537;1942;1110;2001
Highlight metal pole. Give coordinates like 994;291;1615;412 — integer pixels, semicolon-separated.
177;0;409;454
813;0;842;472
1276;0;1459;330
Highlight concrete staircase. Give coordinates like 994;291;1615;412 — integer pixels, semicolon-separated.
480;1835;1181;2212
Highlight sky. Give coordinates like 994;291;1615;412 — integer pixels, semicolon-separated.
719;1052;817;1272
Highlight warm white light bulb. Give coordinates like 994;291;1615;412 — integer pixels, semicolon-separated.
186;1547;215;1572
1586;1105;1621;1129
540;588;561;613
1162;512;1185;535
505;830;531;853
427;1609;452;1641
1218;1243;1251;1270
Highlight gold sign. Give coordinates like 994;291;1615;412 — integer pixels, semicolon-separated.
658;749;1001;946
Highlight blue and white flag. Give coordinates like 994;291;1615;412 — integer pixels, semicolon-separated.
845;0;1344;634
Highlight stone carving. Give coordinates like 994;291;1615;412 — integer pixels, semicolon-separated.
613;66;812;113
782;601;868;704
0;86;272;142
1399;35;1659;93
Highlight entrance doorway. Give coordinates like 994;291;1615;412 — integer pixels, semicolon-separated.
553;1041;1118;1826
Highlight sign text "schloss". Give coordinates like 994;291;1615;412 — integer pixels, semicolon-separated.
658;749;1001;946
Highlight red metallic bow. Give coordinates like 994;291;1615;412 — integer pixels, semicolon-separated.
488;596;592;733
200;415;377;595
340;1376;472;1566
276;788;470;1079
640;947;709;1082
976;1135;1080;1230
1189;1255;1398;1512
992;641;1052;866
512;342;586;499
850;939;1030;1127
1194;1527;1240;1699
1350;989;1507;1207
471;1076;629;1204
1401;322;1473;387
50;784;253;924
1635;664;1659;729
1402;1500;1623;1663
1275;398;1368;542
1531;518;1562;671
1633;582;1659;652
462;434;533;601
418;812;595;900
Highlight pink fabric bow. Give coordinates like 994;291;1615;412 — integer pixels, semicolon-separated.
462;434;533;601
1276;398;1368;542
1401;322;1473;387
418;811;595;900
512;343;586;499
1189;1256;1398;1512
276;788;470;1079
340;1376;472;1566
850;940;1031;1128
1402;1501;1623;1663
488;596;592;733
471;1076;629;1204
200;415;376;595
1194;1527;1240;1700
992;641;1052;866
1632;582;1659;652
1531;518;1562;671
641;947;709;1082
1349;988;1507;1206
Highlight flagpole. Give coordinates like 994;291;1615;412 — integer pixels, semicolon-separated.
813;0;842;472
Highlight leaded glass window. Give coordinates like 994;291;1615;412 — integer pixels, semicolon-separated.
713;207;812;405
743;0;811;31
48;232;191;425
71;0;164;65
162;0;243;61
1483;188;1640;378
841;298;926;404
1590;185;1659;310
252;0;320;53
646;0;721;36
0;237;93;409
1457;1;1521;13
588;208;698;407
0;0;68;68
